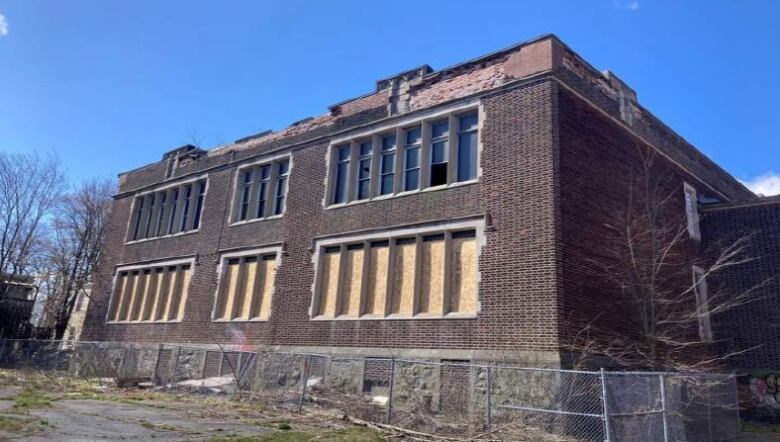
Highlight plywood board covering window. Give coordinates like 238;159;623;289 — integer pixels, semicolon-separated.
312;221;482;320
365;241;389;315
450;231;477;314
107;261;193;323
214;251;278;321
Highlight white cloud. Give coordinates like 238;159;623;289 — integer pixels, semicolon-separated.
0;13;8;37
741;172;780;196
613;1;640;10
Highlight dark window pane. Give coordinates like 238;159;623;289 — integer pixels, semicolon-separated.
382;135;396;151
256;182;267;218
180;185;192;231
457;131;477;181
358;158;371;179
242;170;253;184
405;127;421;145
430;163;448;187
405;169;419;191
192;181;206;229
278;160;289;175
357;180;370;199
337;145;350;160
381;173;394;195
359;141;372;156
432;120;448;138
405;147;419;169
381;153;394;174
459;113;478;131
167;189;178;234
260;165;270;179
334;162;349;203
132;197;144;240
432;141;447;164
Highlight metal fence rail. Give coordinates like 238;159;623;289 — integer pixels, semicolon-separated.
0;339;740;441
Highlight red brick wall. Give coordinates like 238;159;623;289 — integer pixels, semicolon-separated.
82;79;562;355
557;86;729;368
701;201;780;371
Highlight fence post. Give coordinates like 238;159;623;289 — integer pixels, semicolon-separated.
600;368;612;442
386;358;396;424
172;345;182;385
659;374;669;442
298;354;311;413
706;378;713;442
485;366;492;434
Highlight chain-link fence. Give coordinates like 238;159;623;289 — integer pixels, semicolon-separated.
0;339;740;441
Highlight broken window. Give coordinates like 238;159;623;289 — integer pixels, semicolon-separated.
429;120;449;187
326;108;479;206
312;222;481;319
107;260;193;323
213;251;278;321
355;141;373;200
333;145;350;204
128;178;207;242
231;158;291;223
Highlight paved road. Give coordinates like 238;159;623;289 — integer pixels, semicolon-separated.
0;398;270;441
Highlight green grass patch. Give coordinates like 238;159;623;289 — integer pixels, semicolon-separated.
208;426;383;442
13;388;51;410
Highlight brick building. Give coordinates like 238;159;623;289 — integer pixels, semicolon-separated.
80;34;774;370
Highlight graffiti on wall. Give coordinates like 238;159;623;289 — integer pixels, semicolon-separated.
749;372;780;405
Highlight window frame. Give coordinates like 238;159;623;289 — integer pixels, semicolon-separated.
692;265;713;342
211;245;283;322
228;153;293;226
309;217;485;321
125;174;209;245
684;182;701;241
324;103;482;209
105;256;196;324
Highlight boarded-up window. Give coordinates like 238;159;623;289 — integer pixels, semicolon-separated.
312;225;480;320
107;261;193;323
365;241;389;315
419;234;445;315
391;237;417;315
214;252;278;321
450;230;477;314
317;247;341;317
341;244;364;316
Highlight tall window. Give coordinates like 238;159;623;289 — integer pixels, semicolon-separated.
213;249;279;321
379;134;396;195
255;165;271;218
429;120;449;187
403;127;421;191
231;158;290;223
684;183;700;241
128;178;207;242
312;221;482;320
692;266;712;341
107;260;193;323
457;113;478;182
273;160;289;215
355;141;372;200
238;170;253;221
333;145;350;204
327;108;479;206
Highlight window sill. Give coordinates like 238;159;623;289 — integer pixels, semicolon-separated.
106;319;182;324
229;214;284;227
310;313;477;321
211;318;269;323
125;229;200;245
325;178;479;210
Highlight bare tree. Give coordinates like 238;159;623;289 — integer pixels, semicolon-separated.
566;146;765;372
41;178;113;339
0;152;64;310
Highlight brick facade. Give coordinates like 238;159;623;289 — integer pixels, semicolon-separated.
81;34;767;369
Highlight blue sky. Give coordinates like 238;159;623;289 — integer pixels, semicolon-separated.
0;1;778;194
